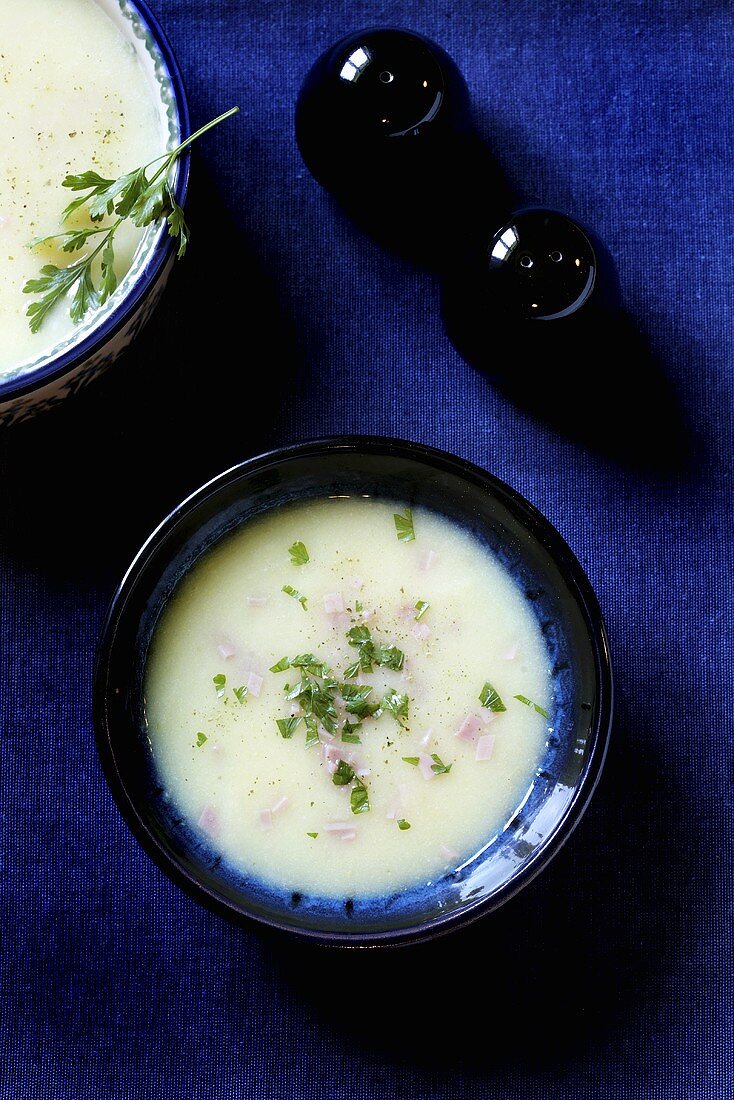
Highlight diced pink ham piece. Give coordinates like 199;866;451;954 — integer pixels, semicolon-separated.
475;734;495;761
324;822;357;841
271;795;290;815
198;805;220;836
412;623;430;642
456;714;483;742
247;671;263;697
440;844;459;863
322;743;340;774
421;549;438;571
323;592;344;614
480;710;497;725
247;596;268;606
418;753;436;781
350;576;364;589
386;783;408;821
503;644;518;661
217;642;236;660
258;808;273;831
419;728;433;749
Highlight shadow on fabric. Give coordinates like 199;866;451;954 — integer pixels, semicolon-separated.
263;723;695;1082
0;162;299;586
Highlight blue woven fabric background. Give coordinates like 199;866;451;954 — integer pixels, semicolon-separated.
1;0;732;1096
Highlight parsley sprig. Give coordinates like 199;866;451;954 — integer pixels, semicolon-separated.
24;106;239;333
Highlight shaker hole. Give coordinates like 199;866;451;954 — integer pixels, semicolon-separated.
519;255;533;269
549;250;563;263
379;70;394;84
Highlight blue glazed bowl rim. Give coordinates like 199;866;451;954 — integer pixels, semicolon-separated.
93;436;614;947
0;0;190;405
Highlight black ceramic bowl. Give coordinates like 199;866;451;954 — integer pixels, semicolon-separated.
94;438;612;946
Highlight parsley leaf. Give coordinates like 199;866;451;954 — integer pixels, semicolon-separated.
430;753;452;775
232;685;248;704
276;716;302;739
282;584;308;610
304;716;320;747
402;756;419;766
288;540;310;566
306;832;319;839
346;624;404;674
397;818;411;830
414;600;429;620
382;690;409;727
332;759;356;786
269;656;290;673
212;673;226;699
393;508;415;542
340;682;381;720
341;721;362;744
351;780;370;815
195;732;207;747
514;694;549;718
479;681;507;712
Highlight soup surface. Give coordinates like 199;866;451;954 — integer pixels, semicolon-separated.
145;499;552;897
0;0;162;375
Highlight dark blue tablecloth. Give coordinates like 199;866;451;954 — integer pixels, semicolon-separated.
2;1;732;1097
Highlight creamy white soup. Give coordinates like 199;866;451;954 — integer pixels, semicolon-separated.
0;0;162;374
145;500;552;897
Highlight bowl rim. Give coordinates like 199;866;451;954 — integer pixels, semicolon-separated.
93;436;614;947
0;0;190;405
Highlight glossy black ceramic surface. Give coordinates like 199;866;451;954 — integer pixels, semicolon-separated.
295;29;487;261
94;439;613;946
487;210;597;321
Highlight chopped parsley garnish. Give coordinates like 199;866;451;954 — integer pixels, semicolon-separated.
355;600;363;613
332;759;370;814
479;681;507;712
276;716;302;739
306;832;319;838
269;656;290;673
346;624;404;674
332;759;356;786
281;662;339;735
350;780;370;815
304;716;320;747
402;756;419;766
430;753;452;775
393;508;415;543
288;540;310;566
341;721;362;744
282;584;308;610
340;682;381;720
195;732;207;747
397;818;411;830
212;673;226;699
232;685;248;704
514;694;549;718
381;690;409;727
414;600;429;620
